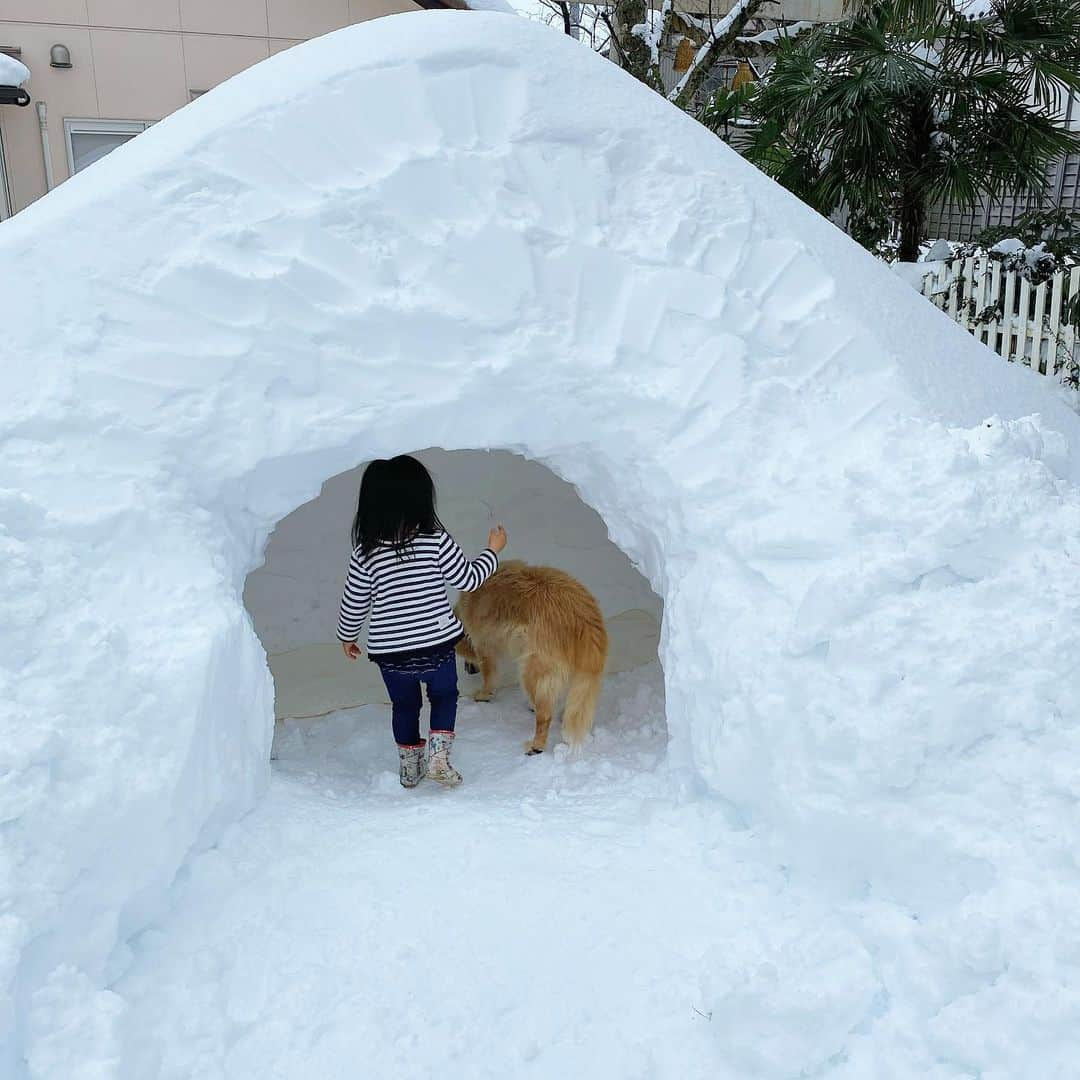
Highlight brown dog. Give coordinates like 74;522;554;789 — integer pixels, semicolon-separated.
455;560;608;754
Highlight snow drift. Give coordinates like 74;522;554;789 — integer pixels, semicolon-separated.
2;11;1080;1073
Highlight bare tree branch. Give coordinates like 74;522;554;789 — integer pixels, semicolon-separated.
568;1;582;38
584;8;609;50
555;0;573;35
601;10;632;66
613;0;653;80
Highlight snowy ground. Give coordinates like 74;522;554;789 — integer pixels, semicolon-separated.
106;658;1079;1078
110;666;816;1080
115;666;771;1079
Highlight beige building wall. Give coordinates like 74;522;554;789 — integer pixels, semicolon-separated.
0;0;430;216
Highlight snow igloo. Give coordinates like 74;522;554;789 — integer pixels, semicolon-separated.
3;11;1080;1074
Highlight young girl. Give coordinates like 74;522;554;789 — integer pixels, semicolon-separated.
337;455;507;788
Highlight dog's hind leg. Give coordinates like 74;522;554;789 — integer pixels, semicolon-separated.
472;652;498;702
521;657;561;755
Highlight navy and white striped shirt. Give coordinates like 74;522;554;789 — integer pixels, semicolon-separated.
336;531;498;660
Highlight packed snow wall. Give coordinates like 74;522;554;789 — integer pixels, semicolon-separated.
244;449;662;719
2;11;1080;1075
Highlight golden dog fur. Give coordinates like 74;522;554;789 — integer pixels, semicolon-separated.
455;560;608;754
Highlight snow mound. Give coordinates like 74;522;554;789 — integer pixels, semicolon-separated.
2;11;1080;1073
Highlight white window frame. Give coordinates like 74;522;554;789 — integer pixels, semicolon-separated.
63;118;152;177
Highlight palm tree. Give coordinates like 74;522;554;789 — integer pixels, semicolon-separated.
732;0;1080;261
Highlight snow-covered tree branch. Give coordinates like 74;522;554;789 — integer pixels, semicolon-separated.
667;0;766;108
730;20;813;56
536;0;803;116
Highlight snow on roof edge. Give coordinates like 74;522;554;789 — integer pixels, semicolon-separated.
461;0;517;12
0;52;30;87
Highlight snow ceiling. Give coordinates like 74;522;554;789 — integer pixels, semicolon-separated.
2;11;1080;1072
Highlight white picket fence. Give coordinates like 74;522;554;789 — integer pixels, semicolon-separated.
918;256;1080;381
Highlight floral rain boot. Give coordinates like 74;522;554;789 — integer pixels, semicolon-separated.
397;741;426;789
427;730;462;787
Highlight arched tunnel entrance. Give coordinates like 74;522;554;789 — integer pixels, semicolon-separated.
242;448;666;773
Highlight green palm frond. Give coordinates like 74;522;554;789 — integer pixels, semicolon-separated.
746;0;1080;260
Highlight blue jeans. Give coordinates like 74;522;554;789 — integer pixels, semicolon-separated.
378;653;459;746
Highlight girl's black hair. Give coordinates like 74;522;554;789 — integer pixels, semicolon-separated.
351;455;443;557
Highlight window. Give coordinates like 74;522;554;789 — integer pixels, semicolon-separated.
64;119;151;176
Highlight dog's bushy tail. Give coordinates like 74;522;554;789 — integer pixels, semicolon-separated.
562;669;603;748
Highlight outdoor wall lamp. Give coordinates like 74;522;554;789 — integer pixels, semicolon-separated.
50;44;72;69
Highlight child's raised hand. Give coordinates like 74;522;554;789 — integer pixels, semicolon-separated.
342;641;362;661
488;524;508;554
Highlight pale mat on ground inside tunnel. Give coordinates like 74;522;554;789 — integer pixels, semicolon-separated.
268;608;661;720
